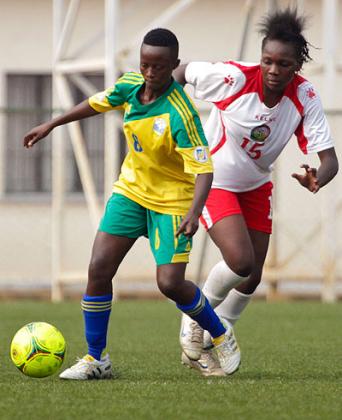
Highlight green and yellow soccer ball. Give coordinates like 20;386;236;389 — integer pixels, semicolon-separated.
10;322;66;378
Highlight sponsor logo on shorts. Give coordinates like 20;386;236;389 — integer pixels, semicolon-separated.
153;118;167;135
194;146;209;163
250;124;271;143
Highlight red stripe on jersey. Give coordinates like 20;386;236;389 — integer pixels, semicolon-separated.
210;113;227;155
283;74;306;116
214;62;307;116
289;74;308;153
214;62;262;110
295;117;308;154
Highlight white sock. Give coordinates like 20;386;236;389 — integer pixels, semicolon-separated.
215;288;253;325
202;260;248;308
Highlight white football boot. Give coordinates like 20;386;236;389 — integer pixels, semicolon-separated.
179;314;203;361
59;354;113;380
212;322;241;375
181;350;226;377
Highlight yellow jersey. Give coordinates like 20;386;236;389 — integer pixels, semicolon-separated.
89;72;213;215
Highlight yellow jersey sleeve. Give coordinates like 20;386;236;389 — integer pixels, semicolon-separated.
89;86;126;112
176;146;213;174
88;72;144;113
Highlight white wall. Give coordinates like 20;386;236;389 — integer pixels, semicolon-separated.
1;0;341;296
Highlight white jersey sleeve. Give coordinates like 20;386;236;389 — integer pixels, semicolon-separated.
185;61;246;102
297;82;334;154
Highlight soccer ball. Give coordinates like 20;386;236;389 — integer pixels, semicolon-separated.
10;322;66;378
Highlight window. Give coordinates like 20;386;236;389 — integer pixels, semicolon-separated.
4;74;123;195
6;74;52;193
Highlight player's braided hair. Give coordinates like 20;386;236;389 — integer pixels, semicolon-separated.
259;8;312;66
143;28;179;57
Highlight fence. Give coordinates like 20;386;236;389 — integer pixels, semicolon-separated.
0;103;341;301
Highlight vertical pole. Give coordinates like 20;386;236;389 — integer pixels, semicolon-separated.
104;0;120;300
237;0;254;61
266;166;278;300
51;0;66;302
321;0;338;302
104;0;120;201
54;74;101;230
0;73;6;197
266;0;278;11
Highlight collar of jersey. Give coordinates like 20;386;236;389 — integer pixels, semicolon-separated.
132;78;177;109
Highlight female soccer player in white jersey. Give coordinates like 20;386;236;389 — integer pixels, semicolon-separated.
176;8;339;376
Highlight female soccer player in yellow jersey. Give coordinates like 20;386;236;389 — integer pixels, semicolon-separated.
23;28;239;379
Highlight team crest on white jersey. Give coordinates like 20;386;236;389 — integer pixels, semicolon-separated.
153;118;167;135
194;146;209;163
251;124;271;143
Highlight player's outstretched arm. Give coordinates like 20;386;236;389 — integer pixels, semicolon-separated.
291;147;339;193
23;100;99;148
173;64;188;86
176;172;213;238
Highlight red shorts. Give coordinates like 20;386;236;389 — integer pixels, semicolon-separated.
200;182;273;234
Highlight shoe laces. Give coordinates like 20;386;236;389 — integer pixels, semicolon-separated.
217;330;238;355
70;356;96;370
189;321;204;343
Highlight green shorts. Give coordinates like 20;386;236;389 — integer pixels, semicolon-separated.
99;193;192;265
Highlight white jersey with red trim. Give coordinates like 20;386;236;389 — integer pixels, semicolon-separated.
185;61;334;192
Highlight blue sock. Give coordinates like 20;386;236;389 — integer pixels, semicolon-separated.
176;287;226;338
82;294;112;360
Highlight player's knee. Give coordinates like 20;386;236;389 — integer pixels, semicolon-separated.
229;257;254;278
88;256;116;285
157;275;179;299
239;270;262;295
222;247;255;278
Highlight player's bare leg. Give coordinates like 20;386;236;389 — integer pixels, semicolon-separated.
157;263;195;304
86;231;137;296
203;215;254;305
60;232;136;380
216;229;270;325
157;263;206;360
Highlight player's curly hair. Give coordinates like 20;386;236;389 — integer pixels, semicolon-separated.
143;28;179;58
259;8;312;66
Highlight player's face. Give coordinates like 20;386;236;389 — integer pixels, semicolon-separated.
140;44;179;91
261;39;301;94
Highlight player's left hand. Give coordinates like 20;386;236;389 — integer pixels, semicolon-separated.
176;213;199;238
291;164;320;193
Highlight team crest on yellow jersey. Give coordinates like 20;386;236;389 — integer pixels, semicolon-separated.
153;118;167;135
193;146;209;163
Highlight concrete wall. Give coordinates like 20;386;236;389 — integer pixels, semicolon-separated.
1;0;341;296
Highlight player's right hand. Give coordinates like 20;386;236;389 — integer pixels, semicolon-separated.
23;122;53;148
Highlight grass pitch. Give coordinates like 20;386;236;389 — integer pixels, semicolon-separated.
0;299;341;420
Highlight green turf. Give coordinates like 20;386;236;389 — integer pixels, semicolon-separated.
0;300;341;420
